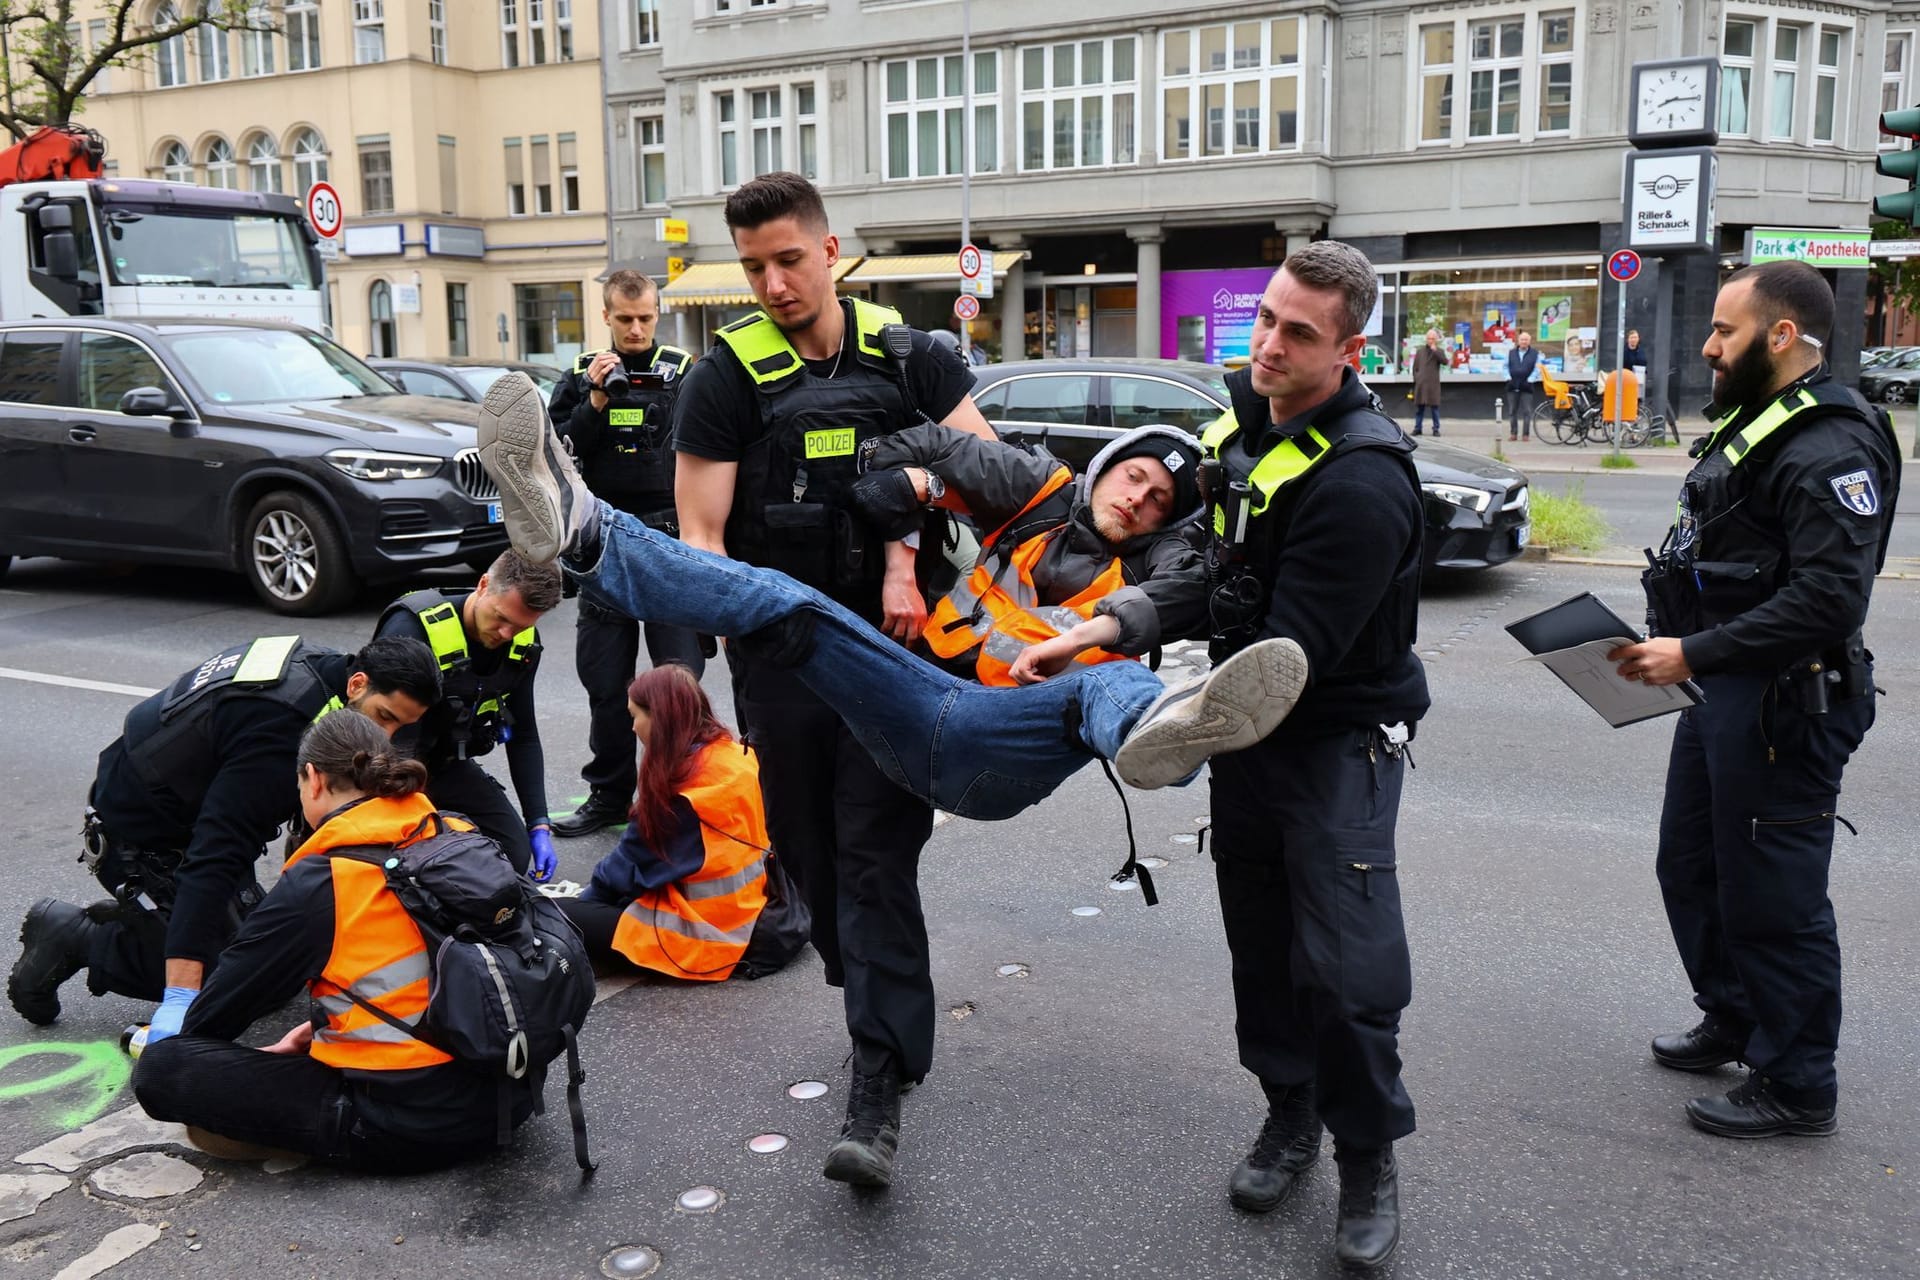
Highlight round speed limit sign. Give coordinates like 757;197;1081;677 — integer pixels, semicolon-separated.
305;181;343;240
954;294;981;321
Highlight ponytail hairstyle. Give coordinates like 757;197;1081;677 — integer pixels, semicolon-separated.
629;664;730;849
298;708;429;800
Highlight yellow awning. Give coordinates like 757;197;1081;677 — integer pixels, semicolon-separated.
844;251;1029;284
659;256;863;306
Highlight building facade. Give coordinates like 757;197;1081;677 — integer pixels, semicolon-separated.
603;0;1896;416
59;0;610;366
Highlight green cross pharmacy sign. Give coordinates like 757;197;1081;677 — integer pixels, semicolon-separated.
1743;227;1871;268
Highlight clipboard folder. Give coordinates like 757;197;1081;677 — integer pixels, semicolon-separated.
1505;592;1703;727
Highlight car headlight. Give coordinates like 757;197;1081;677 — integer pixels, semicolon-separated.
324;449;444;481
1422;482;1493;513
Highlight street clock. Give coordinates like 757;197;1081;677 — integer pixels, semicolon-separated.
1630;58;1720;148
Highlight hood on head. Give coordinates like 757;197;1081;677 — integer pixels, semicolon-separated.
1082;423;1209;535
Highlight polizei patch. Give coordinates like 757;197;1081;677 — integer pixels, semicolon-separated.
1828;469;1879;516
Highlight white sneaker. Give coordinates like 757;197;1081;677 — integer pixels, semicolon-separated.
476;372;596;563
1113;638;1309;789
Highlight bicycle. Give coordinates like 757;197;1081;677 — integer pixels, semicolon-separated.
1533;370;1666;447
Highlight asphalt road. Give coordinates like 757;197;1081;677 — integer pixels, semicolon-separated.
0;556;1914;1279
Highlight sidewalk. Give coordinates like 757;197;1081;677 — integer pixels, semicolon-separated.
1441;407;1920;476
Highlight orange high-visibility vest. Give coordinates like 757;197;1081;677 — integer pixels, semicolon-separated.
611;740;770;982
921;466;1135;687
287;793;456;1074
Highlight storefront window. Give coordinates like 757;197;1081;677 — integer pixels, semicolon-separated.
1362;261;1601;380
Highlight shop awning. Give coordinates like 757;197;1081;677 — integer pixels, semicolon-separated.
659;257;863;306
843;250;1030;284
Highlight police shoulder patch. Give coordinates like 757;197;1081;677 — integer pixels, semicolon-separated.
1828;469;1879;516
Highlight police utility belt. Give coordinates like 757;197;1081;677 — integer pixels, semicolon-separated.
81;807;182;915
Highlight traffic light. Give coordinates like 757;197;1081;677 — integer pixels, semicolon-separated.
1875;108;1920;227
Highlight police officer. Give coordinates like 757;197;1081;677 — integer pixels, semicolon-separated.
548;270;706;839
1611;261;1898;1139
1180;243;1427;1271
672;171;995;1191
374;550;563;880
8;636;441;1040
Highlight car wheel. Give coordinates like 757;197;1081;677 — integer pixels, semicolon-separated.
1886;383;1908;405
240;491;357;616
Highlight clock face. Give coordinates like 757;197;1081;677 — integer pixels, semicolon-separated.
1639;66;1708;132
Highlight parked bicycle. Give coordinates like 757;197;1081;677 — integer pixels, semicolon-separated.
1533;370;1668;447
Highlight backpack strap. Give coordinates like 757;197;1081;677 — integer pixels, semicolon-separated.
563;1023;596;1174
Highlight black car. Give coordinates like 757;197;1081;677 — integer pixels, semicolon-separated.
970;358;1531;572
368;357;564;403
1858;347;1920;403
0;318;506;615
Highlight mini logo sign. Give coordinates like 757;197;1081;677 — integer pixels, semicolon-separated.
1638;175;1694;200
1828;469;1880;516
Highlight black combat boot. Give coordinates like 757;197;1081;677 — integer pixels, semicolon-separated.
1651;1015;1747;1072
1229;1081;1322;1212
1333;1143;1401;1271
1685;1072;1837;1139
551;790;630;838
8;899;98;1026
822;1066;903;1189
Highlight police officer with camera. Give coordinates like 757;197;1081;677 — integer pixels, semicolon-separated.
548;269;706;839
1611;261;1898;1140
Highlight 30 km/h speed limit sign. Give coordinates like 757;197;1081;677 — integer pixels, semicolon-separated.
954;294;981;321
958;244;983;279
306;182;343;240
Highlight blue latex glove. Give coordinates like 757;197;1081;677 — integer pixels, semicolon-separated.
145;986;198;1044
528;825;557;883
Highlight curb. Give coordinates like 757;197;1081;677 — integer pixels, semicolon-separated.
1521;545;1920;580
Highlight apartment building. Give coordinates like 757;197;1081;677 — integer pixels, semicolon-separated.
602;0;1896;415
61;0;609;365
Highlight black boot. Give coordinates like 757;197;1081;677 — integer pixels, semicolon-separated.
1651;1015;1747;1072
1229;1081;1322;1212
822;1066;902;1189
1333;1143;1400;1271
1685;1072;1837;1139
8;899;97;1026
551;791;630;838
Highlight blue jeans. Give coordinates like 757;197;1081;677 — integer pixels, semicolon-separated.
570;505;1168;820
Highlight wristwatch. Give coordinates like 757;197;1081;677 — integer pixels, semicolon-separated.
921;471;946;506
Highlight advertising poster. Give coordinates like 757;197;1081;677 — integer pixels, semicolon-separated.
1537;294;1573;341
1481;303;1516;344
1160;268;1275;363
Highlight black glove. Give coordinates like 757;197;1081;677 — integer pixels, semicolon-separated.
849;469;924;542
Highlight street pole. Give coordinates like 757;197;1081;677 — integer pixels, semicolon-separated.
1612;277;1627;463
959;0;972;357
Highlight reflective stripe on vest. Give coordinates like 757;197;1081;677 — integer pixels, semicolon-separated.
611;743;770;982
1200;408;1335;532
715;298;903;388
924;524;1132;687
1674;386;1822;523
308;858;451;1072
310;694;343;724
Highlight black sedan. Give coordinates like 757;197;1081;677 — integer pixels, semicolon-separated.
368;357;564;403
970;358;1530;572
0;318;506;615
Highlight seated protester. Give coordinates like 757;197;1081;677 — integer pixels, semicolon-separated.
132;710;536;1172
476;373;1310;821
558;665;779;981
373;551;564;881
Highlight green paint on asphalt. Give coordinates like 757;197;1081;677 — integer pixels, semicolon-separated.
0;1041;131;1129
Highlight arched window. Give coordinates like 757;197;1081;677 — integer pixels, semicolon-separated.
196;3;231;81
154;4;189;87
369;281;397;357
160;140;193;183
291;128;330;191
246;134;283;192
204;137;237;189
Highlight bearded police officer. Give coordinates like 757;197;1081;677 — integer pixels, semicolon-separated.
8;636;440;1041
673;171;996;1191
548;270;707;839
1195;243;1426;1271
1610;261;1899;1140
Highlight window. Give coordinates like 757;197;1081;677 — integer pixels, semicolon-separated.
717;93;738;186
359;138;393;213
292;129;329;191
0;332;68;406
1159;21;1301;163
1885;34;1912;146
396;369;465;398
1110;377;1219;435
87;21;109;91
1814;28;1842;144
557;0;573;61
505;137;526;214
197;6;232;82
1725;13;1854;143
750;88;782;174
240;4;273;76
637;115;667;205
999;374;1094;426
430;0;448;64
530;0;547;64
1018;36;1138;172
884;51;999;179
448;283;470;357
439;136;458;213
634;0;660;47
204;137;238;189
369;281;396;358
501;0;520;66
1722;18;1756;134
246;134;283;193
354;0;385;64
160;140;194;183
559;134;580;212
154;4;188;88
1418;10;1575;145
79;334;172;414
712;81;822;186
796;83;818;179
532;135;553;213
514;281;585;364
287;0;321;70
1770;24;1802;140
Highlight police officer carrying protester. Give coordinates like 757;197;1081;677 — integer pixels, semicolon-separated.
672;171;997;1190
1196;243;1427;1270
548;270;708;839
8;636;441;1042
1610;261;1899;1139
375;550;564;880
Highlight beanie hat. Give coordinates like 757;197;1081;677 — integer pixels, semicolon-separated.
1094;430;1204;525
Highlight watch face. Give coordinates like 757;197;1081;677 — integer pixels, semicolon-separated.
1639;65;1708;132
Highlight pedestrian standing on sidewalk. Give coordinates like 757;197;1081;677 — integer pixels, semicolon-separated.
1410;330;1444;436
1506;331;1539;441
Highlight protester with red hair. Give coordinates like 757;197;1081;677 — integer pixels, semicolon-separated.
557;665;779;981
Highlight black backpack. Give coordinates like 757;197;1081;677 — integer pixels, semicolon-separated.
331;811;599;1172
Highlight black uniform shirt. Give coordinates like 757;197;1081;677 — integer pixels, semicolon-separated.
548;344;688;511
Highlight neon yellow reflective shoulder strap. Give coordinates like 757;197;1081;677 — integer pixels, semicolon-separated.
394;591;469;671
1199;407;1334;529
850;298;904;361
572;348;606;375
1723;387;1819;466
652;344;695;375
715;312;800;385
310;694;343;725
507;628;537;662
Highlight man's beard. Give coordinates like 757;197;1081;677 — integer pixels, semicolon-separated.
1711;338;1775;409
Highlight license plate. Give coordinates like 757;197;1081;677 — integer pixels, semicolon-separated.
1516;523;1530;548
487;502;502;524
